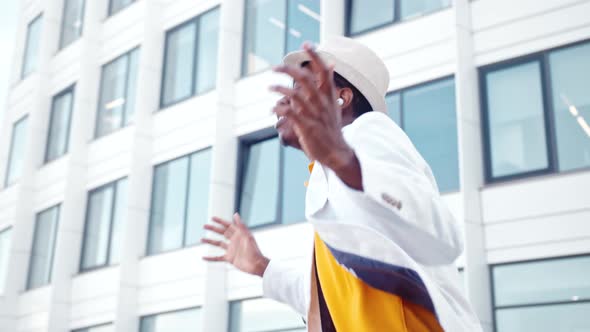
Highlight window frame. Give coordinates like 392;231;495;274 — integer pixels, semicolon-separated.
107;0;135;17
478;39;590;184
139;306;201;332
159;6;220;109
94;46;140;139
489;254;590;332
21;14;43;79
26;204;60;290
59;0;86;50
236;128;301;230
79;177;126;273
145;147;212;256
344;0;452;37
4;115;29;188
228;296;307;332
71;322;113;332
45;84;76;164
385;75;460;193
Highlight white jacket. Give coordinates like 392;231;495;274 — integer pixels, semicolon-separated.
262;112;482;331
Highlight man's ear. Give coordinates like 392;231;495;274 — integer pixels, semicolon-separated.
338;87;354;109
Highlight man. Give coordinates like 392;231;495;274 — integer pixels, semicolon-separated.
202;36;482;331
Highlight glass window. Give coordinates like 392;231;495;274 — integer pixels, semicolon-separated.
4;116;29;187
22;15;42;78
147;149;211;255
496;302;590;332
238;137;309;227
96;48;139;138
229;298;306;332
60;0;85;49
347;0;450;35
492;256;590;332
108;0;135;16
80;178;127;271
548;42;590;172
349;0;394;35
45;86;75;163
140;307;201;332
27;205;60;289
484;61;549;179
242;0;320;76
72;324;114;332
385;78;459;192
239;138;280;227
161;8;220;107
0;228;12;294
400;0;451;20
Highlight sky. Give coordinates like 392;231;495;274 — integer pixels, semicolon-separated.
0;1;20;136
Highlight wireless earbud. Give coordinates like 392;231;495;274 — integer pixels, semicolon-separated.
337;98;344;106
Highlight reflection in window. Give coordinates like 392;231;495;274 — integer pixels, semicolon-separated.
242;0;320;76
108;0;135;16
484;62;549;179
347;0;450;35
22;15;42;78
147;149;211;255
548;42;590;172
96;48;139;138
239;136;309;227
80;178;127;271
0;228;12;294
5;116;29;187
385;78;459;192
45;85;75;163
492;256;590;332
229;298;306;332
27;205;60;289
161;8;220;107
140;307;201;332
60;0;85;49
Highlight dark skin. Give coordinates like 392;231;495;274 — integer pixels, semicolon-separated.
202;43;364;276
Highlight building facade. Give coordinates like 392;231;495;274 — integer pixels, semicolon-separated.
0;0;589;331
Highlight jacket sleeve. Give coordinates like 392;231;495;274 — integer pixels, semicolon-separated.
327;112;463;265
262;259;311;317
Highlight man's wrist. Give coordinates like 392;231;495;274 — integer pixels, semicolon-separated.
253;256;270;277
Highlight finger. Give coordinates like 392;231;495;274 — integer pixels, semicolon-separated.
233;213;243;225
273;65;323;108
211;216;231;228
203;224;226;236
303;42;328;77
269;85;310;115
201;238;228;250
202;255;226;262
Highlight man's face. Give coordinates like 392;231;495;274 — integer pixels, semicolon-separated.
275;95;301;149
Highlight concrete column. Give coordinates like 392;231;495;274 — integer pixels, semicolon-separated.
452;1;493;331
201;0;245;330
112;1;163;331
320;0;345;41
0;0;62;331
46;0;103;331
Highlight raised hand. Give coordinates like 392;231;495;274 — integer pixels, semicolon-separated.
201;213;270;277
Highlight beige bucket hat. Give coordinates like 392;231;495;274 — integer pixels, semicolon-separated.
283;36;390;113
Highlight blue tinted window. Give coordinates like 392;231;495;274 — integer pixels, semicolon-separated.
484;61;549;179
27;205;60;289
60;0;85;49
548;42;590;172
22;15;42;78
148;149;211;255
46;86;74;162
385;78;459;192
0;228;12;293
140;308;201;332
242;0;320;76
108;0;135;16
5;116;29;187
493;256;590;332
229;298;306;332
162;8;220;107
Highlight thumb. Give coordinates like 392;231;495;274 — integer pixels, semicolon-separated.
233;212;243;225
